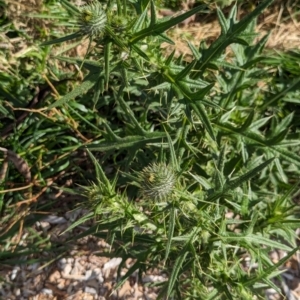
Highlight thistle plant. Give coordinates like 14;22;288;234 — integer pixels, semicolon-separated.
2;0;300;299
40;0;300;297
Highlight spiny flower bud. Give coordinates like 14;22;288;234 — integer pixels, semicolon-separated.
78;2;107;37
139;163;176;201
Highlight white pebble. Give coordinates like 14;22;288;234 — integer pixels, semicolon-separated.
41;288;53;295
103;258;122;271
10;268;19;281
67;258;74;264
39;221;51;230
85;269;93;280
71;262;82;275
14;288;21;296
142;275;168;283
93;268;101;275
61;264;72;276
58;258;67;265
97;273;104;283
85;286;97;294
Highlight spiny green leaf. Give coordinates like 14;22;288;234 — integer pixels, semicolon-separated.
164;205;176;264
130;5;205;44
59;0;80;14
41;31;83;46
87;133;166;151
47;72;100;109
225;157;274;190
190;102;216;141
261;77;300;109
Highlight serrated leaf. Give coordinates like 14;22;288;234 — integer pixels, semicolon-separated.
187;40;201;60
88;133;166;151
190;102;216;141
166;250;188;298
261;77;300;109
275;112;294;134
176;61;196;81
217;7;229;35
237;110;255;133
249;116;272;131
131;5;205;43
48;72;100;109
150;0;157;26
193;0;274;76
60;0;80;14
131;8;148;32
190;83;215;100
270;147;300;167
165;130;179;172
266;129;288;145
164;205;176;264
245;246;300;287
41;31;83;46
224;233;292;251
225;157;274;190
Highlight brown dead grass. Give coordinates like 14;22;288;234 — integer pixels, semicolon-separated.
161;0;300;56
4;0;300;56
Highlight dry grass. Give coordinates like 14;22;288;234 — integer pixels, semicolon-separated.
4;0;300;57
161;0;300;56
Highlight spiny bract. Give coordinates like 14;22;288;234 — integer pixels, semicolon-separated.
78;2;107;37
139;163;176;201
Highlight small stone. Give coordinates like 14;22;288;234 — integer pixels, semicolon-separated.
97;274;104;283
142;275;167;283
33;274;44;290
14;288;21;296
39;221;51;231
61;264;72;276
67;258;74;264
86;279;99;290
41;288;53;295
93;268;101;275
42;215;67;224
58;258;67;267
71;261;83;275
85;269;93;280
10;268;19;281
57;278;66;290
103;258;122;272
84;286;97;294
49;270;61;283
22;289;36;296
